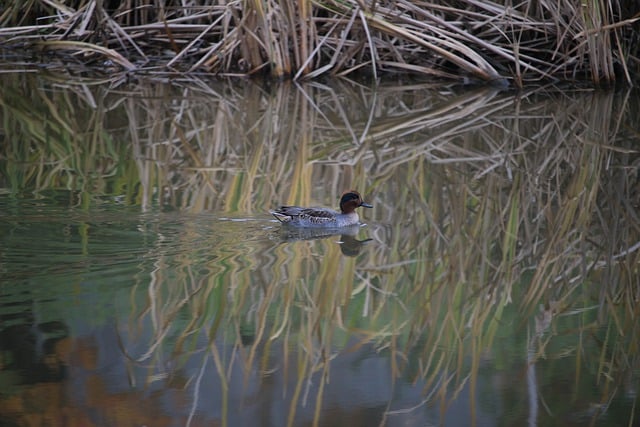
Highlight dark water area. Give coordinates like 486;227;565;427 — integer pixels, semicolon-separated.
0;72;639;426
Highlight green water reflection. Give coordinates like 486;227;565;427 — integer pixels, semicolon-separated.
0;73;638;427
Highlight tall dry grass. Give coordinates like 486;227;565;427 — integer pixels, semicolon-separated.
0;0;638;85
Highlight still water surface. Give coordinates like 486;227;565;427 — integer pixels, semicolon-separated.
0;73;639;426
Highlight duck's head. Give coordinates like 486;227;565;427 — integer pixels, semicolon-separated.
339;191;373;214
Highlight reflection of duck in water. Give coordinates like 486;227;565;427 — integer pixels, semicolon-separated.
271;191;374;256
275;223;373;257
271;191;373;227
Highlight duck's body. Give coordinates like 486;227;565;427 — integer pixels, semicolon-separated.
272;206;359;228
271;191;373;228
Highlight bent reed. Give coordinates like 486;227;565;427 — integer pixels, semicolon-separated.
0;0;639;86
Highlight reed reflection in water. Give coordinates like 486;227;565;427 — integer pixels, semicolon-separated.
0;73;638;426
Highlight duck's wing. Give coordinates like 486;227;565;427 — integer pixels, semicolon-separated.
271;206;338;225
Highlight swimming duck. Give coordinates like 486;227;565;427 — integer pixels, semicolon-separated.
271;190;373;227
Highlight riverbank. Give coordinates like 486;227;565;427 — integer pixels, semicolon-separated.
1;0;639;86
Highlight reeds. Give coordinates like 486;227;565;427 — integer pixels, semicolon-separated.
0;0;638;84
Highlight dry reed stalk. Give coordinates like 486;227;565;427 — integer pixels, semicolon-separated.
1;0;638;83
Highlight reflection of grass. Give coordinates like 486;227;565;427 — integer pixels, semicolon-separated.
1;73;639;424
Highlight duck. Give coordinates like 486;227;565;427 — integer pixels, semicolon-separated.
271;190;373;227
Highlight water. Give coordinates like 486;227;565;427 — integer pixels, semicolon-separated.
0;73;639;426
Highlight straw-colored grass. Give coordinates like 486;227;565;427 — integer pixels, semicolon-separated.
0;0;638;85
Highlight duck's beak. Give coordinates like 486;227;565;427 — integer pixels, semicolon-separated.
360;202;373;208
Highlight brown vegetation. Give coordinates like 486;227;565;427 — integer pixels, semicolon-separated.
0;0;639;85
